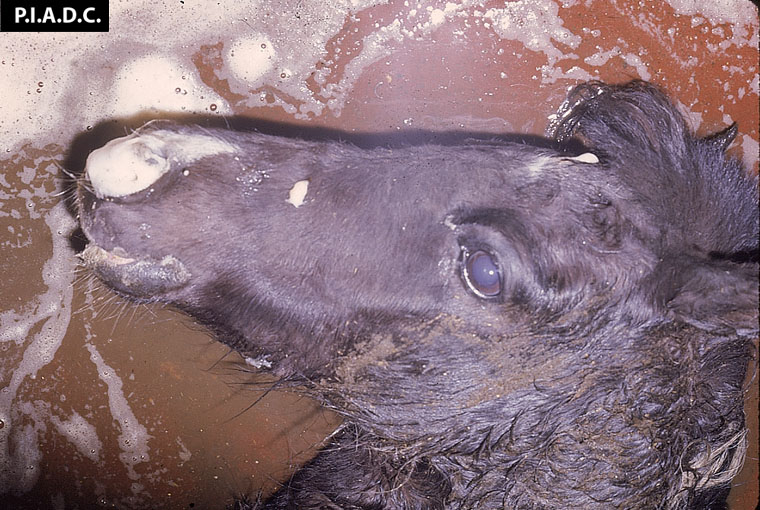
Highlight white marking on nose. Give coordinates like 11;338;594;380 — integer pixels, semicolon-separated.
286;179;309;208
85;129;237;198
567;152;599;164
85;134;168;198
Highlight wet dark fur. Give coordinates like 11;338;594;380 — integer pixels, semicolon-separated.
76;82;759;509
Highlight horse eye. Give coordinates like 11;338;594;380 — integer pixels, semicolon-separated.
462;249;501;298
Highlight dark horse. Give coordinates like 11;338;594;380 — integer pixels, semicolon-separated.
77;81;758;509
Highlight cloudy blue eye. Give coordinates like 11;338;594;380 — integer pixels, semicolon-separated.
463;249;501;298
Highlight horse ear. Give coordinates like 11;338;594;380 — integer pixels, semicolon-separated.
652;255;758;335
551;80;758;335
703;122;738;152
548;80;690;168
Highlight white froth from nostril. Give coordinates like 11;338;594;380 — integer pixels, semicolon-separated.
86;134;169;198
85;130;238;198
286;179;310;208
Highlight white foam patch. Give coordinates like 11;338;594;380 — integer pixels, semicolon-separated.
216;1;390;118
50;411;102;463
86;344;151;482
667;0;758;28
0;1;387;152
676;99;705;132
0;202;77;494
320;19;406;116
226;34;277;85
1;0;757;153
621;53;651;81
484;0;581;64
670;0;758;50
749;73;759;96
584;46;621;67
112;55;229;118
176;437;192;463
215;1;471;118
539;63;595;84
7;404;45;493
1;41;227;153
287;179;310;208
429;8;447;27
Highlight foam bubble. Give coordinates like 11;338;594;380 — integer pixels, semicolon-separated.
226;35;277;85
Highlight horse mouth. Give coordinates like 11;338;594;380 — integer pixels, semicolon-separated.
79;244;191;299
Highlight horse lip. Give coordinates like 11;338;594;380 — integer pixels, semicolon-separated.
79;244;136;266
79;244;191;298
